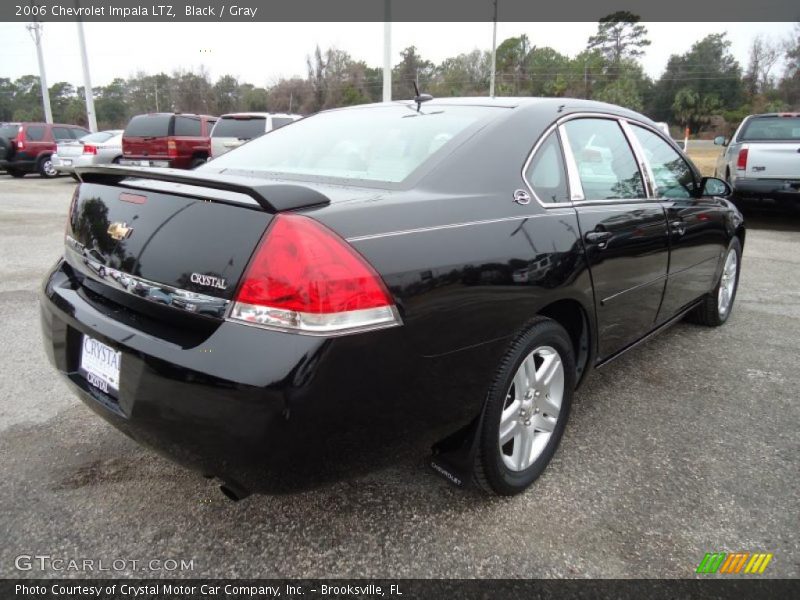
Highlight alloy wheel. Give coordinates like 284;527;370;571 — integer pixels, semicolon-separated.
498;346;565;472
718;248;738;317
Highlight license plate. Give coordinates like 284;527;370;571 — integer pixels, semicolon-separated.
138;160;151;167
79;335;121;396
61;159;72;166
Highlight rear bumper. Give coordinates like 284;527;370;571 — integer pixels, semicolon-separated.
119;157;173;168
732;177;800;201
40;259;488;492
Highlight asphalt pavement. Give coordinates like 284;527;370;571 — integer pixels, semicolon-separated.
1;174;798;578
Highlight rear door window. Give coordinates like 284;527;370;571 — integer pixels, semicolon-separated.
124;115;172;137
25;125;46;141
52;127;73;140
562;118;645;200
524;132;569;204
213;116;267;139
174;116;202;137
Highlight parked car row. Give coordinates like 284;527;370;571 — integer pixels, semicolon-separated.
0;111;302;178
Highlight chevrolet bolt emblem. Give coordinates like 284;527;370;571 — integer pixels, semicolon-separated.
107;222;133;241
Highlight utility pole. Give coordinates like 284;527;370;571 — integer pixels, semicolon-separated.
154;84;159;111
382;0;391;102
26;21;53;124
489;0;498;97
76;17;97;131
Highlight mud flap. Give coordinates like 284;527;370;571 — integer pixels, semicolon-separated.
429;408;486;489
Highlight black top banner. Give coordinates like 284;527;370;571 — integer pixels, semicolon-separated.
3;0;800;22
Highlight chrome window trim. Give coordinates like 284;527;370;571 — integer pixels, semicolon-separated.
557;124;585;201
523;111;685;208
520;122;574;208
619;118;657;198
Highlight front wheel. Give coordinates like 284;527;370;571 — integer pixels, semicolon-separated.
474;318;575;496
688;237;742;327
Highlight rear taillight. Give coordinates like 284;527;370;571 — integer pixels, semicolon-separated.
167;139;177;158
82;144;97;155
736;148;748;171
229;214;401;335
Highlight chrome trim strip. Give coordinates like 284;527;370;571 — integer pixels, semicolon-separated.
66;235;230;319
557;124;585;201
619;118;657;198
345;213;559;242
226;304;403;337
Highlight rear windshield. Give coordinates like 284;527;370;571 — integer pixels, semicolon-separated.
212;116;267;139
80;131;115;143
0;124;20;139
204;105;498;184
739;116;800;141
124;115;172;137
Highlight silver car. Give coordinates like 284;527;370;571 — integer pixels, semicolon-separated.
53;130;123;177
209;113;301;158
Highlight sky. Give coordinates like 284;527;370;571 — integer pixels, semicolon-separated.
0;21;795;90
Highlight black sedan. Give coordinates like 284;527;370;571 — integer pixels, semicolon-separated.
40;98;744;499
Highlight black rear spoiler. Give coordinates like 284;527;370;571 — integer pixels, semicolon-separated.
74;165;330;212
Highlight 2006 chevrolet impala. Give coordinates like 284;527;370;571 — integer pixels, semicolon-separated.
40;97;744;499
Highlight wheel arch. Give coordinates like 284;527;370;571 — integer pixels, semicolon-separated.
537;297;593;386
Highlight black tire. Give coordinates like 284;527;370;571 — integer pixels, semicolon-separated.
474;317;576;496
112;156;121;164
7;168;25;178
37;155;58;178
190;157;207;169
687;237;742;327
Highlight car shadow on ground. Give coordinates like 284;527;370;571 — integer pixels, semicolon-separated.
737;203;800;232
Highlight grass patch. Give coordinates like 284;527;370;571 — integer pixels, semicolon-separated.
687;147;722;177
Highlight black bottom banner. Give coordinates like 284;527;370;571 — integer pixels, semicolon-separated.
2;579;798;600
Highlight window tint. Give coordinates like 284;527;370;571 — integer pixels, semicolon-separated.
52;127;73;140
562;118;644;200
525;132;569;204
204;105;496;184
270;117;295;130
212;116;266;139
739;116;800;141
124;115;172;137
174;116;202;136
25;125;45;141
631;125;695;198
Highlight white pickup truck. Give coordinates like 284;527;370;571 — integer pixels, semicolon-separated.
714;113;800;207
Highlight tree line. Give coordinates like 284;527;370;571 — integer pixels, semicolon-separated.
1;15;798;135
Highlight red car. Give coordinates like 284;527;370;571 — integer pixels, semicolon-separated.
120;113;217;169
0;122;90;177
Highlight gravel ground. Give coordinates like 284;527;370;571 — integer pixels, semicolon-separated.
0;174;798;579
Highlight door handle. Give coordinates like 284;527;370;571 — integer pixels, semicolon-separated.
584;230;613;244
670;220;687;236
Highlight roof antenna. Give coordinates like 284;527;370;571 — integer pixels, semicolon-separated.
413;79;433;112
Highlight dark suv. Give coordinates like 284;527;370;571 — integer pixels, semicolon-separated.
0;122;90;177
121;113;217;169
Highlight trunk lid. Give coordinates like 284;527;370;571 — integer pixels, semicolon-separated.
57;141;85;158
66;167;333;319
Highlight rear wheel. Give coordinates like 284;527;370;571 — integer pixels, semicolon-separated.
37;155;58;178
474;318;575;496
687;237;742;327
190;157;207;169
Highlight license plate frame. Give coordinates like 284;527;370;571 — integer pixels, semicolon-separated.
79;334;121;397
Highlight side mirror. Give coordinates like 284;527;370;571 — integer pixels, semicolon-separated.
698;176;732;198
713;135;728;146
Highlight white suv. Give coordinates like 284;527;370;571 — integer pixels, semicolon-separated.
209;112;302;158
